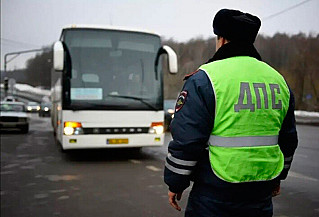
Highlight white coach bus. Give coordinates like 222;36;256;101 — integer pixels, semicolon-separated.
51;25;177;151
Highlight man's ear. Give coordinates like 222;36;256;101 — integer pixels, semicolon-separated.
221;37;227;46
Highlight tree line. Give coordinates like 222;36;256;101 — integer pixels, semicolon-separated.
2;33;318;111
1;47;53;89
164;33;319;111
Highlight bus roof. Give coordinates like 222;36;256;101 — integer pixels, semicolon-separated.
62;24;160;37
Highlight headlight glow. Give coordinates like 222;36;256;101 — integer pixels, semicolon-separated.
167;109;175;114
36;106;40;111
27;106;32;111
64;127;75;135
64;122;82;135
149;122;164;135
64;121;82;128
44;107;49;111
154;125;164;134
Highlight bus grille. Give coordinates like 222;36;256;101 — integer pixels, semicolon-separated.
82;127;149;134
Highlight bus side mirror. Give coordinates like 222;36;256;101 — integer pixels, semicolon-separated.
162;45;178;74
53;41;64;71
155;45;178;79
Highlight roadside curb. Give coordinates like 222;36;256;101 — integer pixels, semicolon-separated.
295;111;319;126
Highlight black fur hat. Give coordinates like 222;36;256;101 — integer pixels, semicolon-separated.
213;9;261;43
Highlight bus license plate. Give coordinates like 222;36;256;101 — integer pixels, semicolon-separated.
107;138;129;144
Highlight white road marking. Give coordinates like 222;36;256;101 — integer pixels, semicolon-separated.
17;154;30;158
20;166;35;170
147;184;163;188
0;171;16;175
129;159;142;164
288;171;318;182
146;165;162;172
294;153;308;158
49;175;80;181
57;195;70;200
26;158;42;163
34;193;49;199
3;164;20;169
50;189;67;193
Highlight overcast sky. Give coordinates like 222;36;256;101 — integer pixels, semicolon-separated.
1;0;319;71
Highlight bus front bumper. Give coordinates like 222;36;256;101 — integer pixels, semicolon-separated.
62;133;165;150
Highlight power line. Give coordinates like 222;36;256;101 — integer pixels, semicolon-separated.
262;0;313;21
1;41;35;49
1;37;40;48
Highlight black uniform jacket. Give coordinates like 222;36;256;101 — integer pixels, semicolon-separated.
164;42;298;201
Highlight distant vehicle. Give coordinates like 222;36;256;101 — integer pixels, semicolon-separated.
3;96;16;102
164;99;176;131
0;101;29;133
39;102;52;117
27;102;40;112
51;25;178;151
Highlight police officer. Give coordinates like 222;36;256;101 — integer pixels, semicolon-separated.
164;9;298;217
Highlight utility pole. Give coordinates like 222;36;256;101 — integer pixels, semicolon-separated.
3;77;9;97
4;48;47;73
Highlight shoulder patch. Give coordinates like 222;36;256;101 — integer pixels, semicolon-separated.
175;91;188;112
184;69;199;80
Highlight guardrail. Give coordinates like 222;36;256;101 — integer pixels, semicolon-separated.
1;83;50;103
13;91;44;103
295;111;319;125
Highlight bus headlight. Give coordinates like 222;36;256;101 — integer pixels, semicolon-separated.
74;127;84;135
64;122;83;135
64;127;75;135
149;122;164;135
167;109;174;114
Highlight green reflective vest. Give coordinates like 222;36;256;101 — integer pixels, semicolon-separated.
199;56;290;183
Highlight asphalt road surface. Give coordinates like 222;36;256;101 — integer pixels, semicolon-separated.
1;114;318;217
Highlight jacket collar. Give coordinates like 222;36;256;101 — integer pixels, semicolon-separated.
206;42;262;64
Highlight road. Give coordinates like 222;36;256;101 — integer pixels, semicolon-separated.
1;114;318;217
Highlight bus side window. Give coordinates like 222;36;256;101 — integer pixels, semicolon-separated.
82;74;100;83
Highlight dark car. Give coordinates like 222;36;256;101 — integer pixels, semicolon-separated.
39;102;51;117
164;99;176;131
26;102;40;112
3;96;17;102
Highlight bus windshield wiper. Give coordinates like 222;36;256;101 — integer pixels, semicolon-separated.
108;94;158;111
70;102;109;110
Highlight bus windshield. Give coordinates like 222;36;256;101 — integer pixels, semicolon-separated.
63;29;163;110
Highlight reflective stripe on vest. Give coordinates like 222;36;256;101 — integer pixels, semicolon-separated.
209;135;279;147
